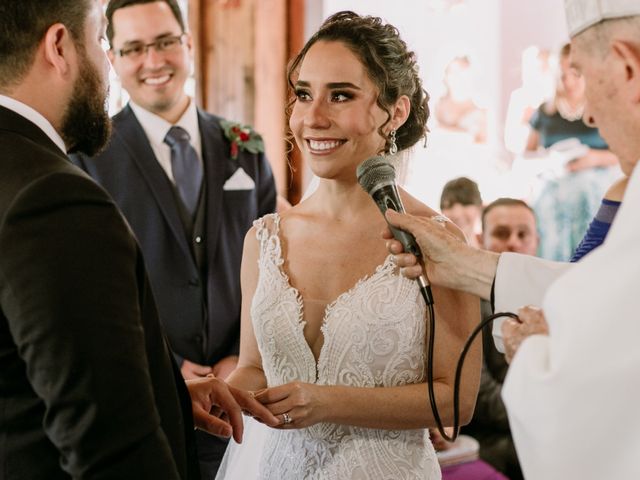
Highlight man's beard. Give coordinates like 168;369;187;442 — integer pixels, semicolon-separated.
61;48;111;156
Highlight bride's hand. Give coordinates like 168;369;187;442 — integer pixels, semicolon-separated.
254;382;327;429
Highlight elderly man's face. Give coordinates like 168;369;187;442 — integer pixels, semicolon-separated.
571;31;639;175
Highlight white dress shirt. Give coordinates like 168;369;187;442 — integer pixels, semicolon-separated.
129;98;203;183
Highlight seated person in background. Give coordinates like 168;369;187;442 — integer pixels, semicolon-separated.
525;42;619;261
462;198;539;480
440;177;483;248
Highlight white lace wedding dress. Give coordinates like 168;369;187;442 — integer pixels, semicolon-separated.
216;214;440;479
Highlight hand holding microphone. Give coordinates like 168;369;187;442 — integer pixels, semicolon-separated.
385;206;499;300
356;156;423;257
357;155;447;304
357;155;478;442
356;157;488;296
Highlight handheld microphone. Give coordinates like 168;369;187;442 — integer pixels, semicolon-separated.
356;155;433;305
358;156;512;443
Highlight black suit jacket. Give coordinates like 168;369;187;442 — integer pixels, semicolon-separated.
72;105;276;367
0;106;198;479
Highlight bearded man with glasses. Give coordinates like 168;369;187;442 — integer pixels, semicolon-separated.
71;0;277;476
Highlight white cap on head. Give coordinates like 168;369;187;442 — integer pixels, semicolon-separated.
565;0;640;37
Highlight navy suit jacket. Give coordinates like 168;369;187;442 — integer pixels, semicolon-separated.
72;105;276;367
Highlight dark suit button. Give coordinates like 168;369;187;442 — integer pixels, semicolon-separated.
188;278;199;287
194;334;203;344
194;235;203;244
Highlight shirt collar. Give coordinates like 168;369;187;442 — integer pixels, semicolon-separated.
0;94;67;153
129;98;200;148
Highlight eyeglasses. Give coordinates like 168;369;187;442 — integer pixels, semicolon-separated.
114;34;186;60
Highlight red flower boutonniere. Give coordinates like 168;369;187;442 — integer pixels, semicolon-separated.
220;120;265;160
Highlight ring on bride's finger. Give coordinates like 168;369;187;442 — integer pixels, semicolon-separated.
431;214;448;225
282;412;293;425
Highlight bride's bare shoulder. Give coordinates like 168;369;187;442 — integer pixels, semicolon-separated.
272;201;320;238
400;189;437;217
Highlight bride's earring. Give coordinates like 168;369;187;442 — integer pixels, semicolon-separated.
388;129;398;156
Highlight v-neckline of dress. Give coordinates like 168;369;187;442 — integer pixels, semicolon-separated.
269;213;395;380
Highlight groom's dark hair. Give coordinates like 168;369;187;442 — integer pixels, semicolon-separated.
0;0;91;90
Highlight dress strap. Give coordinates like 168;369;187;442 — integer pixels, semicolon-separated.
253;212;283;268
253;212;280;241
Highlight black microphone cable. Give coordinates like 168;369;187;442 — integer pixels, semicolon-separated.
355;155;521;443
420;281;520;443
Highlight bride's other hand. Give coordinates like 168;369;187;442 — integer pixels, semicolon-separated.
254;382;327;429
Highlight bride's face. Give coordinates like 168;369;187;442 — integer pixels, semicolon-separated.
289;40;389;181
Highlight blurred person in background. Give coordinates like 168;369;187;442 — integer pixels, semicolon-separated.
525;42;620;261
440;176;483;248
479;198;539;255
504;45;555;154
435;56;488;143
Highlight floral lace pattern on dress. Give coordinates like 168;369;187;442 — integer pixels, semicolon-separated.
250;213;441;480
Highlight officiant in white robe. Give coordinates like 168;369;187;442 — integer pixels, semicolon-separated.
384;1;640;477
500;161;640;479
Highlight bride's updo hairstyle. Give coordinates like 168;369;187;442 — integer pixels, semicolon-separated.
287;10;430;154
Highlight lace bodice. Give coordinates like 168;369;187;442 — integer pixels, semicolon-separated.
250;214;440;479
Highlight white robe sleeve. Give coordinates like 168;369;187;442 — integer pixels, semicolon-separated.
492;252;572;352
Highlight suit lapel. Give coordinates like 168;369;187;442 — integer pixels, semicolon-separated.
198;110;228;261
0;106;66;161
115;106;193;261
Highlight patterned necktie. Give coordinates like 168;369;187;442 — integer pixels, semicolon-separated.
163;126;203;217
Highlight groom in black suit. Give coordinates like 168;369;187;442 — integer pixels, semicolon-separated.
0;0;277;478
71;0;277;474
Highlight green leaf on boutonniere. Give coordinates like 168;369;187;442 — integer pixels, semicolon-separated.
219;119;265;160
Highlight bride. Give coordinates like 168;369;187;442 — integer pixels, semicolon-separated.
218;11;481;479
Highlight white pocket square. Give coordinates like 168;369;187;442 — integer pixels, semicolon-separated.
223;167;255;191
